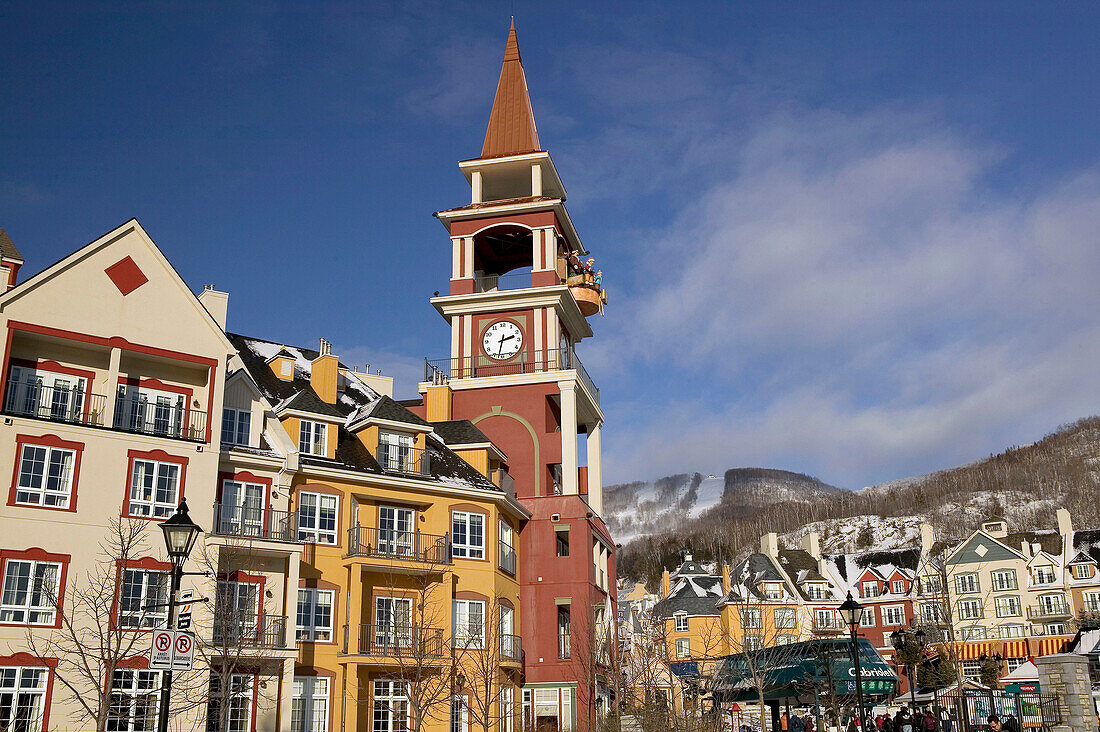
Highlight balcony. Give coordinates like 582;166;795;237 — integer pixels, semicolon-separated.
212;503;301;544
498;540;516;575
1027;602;1071;620
491;468;515;495
812;617;843;633
501;634;522;663
425;348;598;404
474;272;532;293
113;392;207;442
212;614;290;650
346;526;451;567
3;380;108;427
349;624;447;659
376;443;430;476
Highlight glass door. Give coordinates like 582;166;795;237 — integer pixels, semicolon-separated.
378;506;414;557
220;481;266;537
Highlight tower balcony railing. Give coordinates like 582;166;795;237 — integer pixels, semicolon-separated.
473;272;534;293
424;348;598;404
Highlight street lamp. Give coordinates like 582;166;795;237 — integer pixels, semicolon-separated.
891;628;927;709
157;499;203;732
838;592;867;730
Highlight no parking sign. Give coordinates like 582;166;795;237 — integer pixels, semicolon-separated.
149;629;195;671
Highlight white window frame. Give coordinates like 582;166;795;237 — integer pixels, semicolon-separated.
1073;563;1095;580
862;581;880;598
218;479;267;537
921;603;942;622
1083;591;1100;613
1038;593;1068;615
14;442;76;508
1033;566;1057;585
221;408;252;447
299;420;327;456
675;638;690;658
373;679;409;732
995;595;1021;618
1046;622;1067;635
882;605;906;627
961;626;986;641
297;491;338;544
999;624;1025;638
500;686;514;732
955;573;979;594
740;607;762;629
109;669;162;730
744;635;764;651
815;608;836;629
892;579;905;595
0;666;48;731
208;672;254;732
297;588;334;642
774;607;797;629
7;365;87;421
127;459;181;519
961;660;982;679
453;599;485;649
860;607;876;628
292;675;329;732
0;558;61;626
991;569;1018;592
451;694;469;732
674;613;688;632
806;584;825;600
958;598;983;620
117;567;168;629
451;511;485;559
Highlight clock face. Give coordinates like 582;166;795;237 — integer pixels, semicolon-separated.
483;320;523;360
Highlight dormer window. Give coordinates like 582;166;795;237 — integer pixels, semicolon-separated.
221;408;251;446
891;580;905;594
762;583;784;600
1033;566;1056;585
805;584;825;600
1072;563;1095;580
299;420;327;456
862;581;880;598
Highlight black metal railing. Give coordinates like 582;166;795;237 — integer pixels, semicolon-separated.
213;503;300;543
498;540;516;575
113;393;207;442
1027;602;1071;620
352;624;446;658
376;442;430;475
346;526;451;565
501;634;522;662
212;614;289;649
3;380;107;426
424;348;599;403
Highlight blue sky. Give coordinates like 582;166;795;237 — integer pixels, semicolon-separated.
3;2;1099;489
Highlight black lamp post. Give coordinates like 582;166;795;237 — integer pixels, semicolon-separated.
839;592;867;730
891;627;927;709
157;499;202;732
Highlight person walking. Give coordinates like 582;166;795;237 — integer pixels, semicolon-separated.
791;711;805;732
895;707;912;732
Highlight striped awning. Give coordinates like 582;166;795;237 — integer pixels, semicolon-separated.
950;636;1072;660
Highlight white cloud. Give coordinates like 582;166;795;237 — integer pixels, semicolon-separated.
592;106;1100;487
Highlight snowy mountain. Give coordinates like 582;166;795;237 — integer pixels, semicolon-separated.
604;468;841;543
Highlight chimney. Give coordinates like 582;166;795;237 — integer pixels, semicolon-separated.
919;522;935;557
1057;508;1073;547
661;569;670;598
761;532;779;559
721;564;731;595
424;384;453;421
310;339;340;404
802;531;821;560
197;285;229;331
1021;541;1031;558
684;552;693;562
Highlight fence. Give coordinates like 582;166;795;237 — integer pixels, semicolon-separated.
935;689;1061;732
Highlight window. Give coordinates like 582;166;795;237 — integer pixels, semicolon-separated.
557;605;571;659
1084;591;1100;613
555;528;569;557
960;626;986;641
499;521;515;574
1;556;61;626
453;600;484;649
862;581;880;598
118;568;168;629
214;581;260;644
127;459;181;519
955;573;979;594
999;624;1026;638
206;673;254;732
218;480;266;537
7;365;86;421
221;408;251;446
674;613;688;632
372;680;408;732
776;634;797;645
961;660;982;679
742;635;763;651
378;431;414;472
109;669;161;730
500;686;514;732
452;511;485;559
1038;593;1068;615
378;506;414;557
805;584;825;600
995;595;1021;618
451;695;468;732
882;605;905;626
991;569;1018;591
958;599;983;620
116;383;186;437
1073;563;1095;580
1033;566;1056;585
740;607;762;629
675;638;690;657
292;676;329;732
297;492;338;544
298;420;327;456
860;607;876;628
297;588;334;642
762;583;784;600
920;603;942;623
1046;622;1067;635
1005;657;1026;672
13;441;77;509
892;580;905;594
0;666;48;732
774;607;797;629
814;608;836;629
375;597;413;649
920;575;942;594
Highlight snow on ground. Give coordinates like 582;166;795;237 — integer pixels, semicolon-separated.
783;515;924;554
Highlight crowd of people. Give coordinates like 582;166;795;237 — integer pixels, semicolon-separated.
770;706;1021;732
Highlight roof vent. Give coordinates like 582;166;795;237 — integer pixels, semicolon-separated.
319;338;332;356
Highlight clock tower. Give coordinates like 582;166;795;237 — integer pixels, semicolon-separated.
412;21;616;731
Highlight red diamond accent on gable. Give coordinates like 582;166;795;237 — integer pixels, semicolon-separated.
104;256;148;296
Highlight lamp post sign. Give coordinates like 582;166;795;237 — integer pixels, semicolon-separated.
149;629;195;671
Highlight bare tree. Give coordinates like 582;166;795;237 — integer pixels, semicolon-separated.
455;594;522;732
21;517;201;731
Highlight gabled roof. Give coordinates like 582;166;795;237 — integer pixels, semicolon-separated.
432;420;493;446
1074;529;1100;565
653;574;723;619
348;394;432;429
0;229;23;261
480;21;541;159
1005;530;1063;557
672;559;712;578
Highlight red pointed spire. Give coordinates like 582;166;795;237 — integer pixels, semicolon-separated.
481;20;541;158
